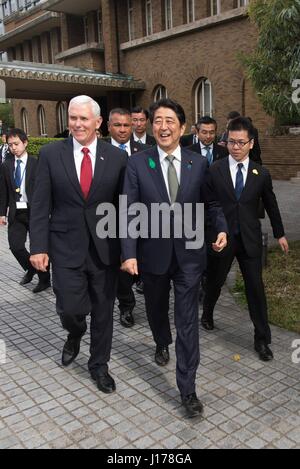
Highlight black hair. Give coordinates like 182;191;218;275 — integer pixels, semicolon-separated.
196;116;217;130
7;128;28;143
227;111;241;120
227;116;255;140
149;99;186;126
131;107;149;120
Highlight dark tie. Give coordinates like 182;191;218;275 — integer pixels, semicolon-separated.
235;163;244;200
166;155;179;204
80;148;93;199
205;146;213;166
14;159;22;189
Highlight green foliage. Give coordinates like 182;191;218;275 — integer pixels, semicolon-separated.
27;137;63;156
240;0;300;124
0;102;14;128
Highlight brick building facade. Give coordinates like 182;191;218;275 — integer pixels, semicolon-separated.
0;0;299;178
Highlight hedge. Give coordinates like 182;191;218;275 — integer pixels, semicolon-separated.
27;137;63;156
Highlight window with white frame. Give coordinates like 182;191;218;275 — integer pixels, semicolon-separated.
186;0;195;23
128;0;135;41
21;108;29;135
57;102;67;135
164;0;173;30
153;85;168;102
145;0;153;36
195;78;213;120
38;105;47;136
210;0;221;16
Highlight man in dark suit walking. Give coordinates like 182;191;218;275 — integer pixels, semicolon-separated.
201;117;289;361
0;129;51;293
107;108;148;329
30;96;127;394
0;132;13;163
131;107;156;146
121;99;228;418
188;116;228;165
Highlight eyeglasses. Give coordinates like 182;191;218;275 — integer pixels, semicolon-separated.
227;139;252;148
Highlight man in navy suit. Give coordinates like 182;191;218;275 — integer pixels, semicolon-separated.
188;116;228;165
30;96;127;394
121;99;228;418
131;107;156;146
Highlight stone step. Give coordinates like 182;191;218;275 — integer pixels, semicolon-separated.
290;177;300;183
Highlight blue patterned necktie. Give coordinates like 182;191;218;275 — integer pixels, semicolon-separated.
205;146;213;166
14;159;22;189
119;143;127;151
235;163;244;200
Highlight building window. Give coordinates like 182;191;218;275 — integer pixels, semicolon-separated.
128;0;134;41
145;0;153;36
164;0;173;30
21;108;29;135
96;8;103;43
57;102;67;135
194;78;213;120
186;0;195;23
83;15;89;43
153;85;168;102
237;0;248;7
38;105;47;136
210;0;221;16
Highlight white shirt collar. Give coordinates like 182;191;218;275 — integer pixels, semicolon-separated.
133;132;146;144
73;137;98;157
200;142;213;150
15;152;28;165
111;138;130;150
158;145;182;164
229;154;250;171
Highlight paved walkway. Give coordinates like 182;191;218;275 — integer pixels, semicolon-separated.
0;182;299;449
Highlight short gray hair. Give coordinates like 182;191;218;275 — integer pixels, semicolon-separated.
69;95;101;117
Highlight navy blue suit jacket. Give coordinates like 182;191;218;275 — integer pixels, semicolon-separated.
121;146;228;275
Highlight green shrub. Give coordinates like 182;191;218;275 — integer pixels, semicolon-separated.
27;137;63;157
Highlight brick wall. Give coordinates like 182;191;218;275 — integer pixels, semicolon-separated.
13;100;60;138
261;135;300;180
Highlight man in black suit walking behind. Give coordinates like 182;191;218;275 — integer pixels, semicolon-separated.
201;117;289;361
188;116;228;165
30;96;127;394
0;129;51;293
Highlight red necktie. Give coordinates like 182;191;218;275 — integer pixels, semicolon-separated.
80;147;93;199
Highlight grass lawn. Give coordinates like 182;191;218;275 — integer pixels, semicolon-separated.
233;241;300;334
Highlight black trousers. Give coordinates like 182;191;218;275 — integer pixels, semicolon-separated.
116;271;136;313
8;209;49;282
142;253;203;397
52;241;118;376
203;234;271;345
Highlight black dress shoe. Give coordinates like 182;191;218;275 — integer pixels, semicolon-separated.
255;342;274;362
120;310;135;328
62;337;81;367
32;280;51;294
20;270;35;286
91;372;116;394
201;315;214;331
155;346;170;366
181;393;204;419
136;280;144;295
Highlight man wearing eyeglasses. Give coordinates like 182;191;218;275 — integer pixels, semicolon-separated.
188;116;228;165
201;117;289;362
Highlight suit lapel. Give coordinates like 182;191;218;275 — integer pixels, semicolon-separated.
88;140;108;201
241;159;256;199
146;147;170;203
218;157;236;200
7;158;16;191
60;138;84;199
25;156;33;195
177;149;193;202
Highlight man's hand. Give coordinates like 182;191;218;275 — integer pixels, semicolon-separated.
0;216;7;226
121;258;139;276
30;254;49;272
212;232;227;253
278;237;289;254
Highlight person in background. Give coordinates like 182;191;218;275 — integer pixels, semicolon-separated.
131;107;156;146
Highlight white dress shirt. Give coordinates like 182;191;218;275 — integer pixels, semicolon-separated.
200;142;213;158
229;154;250;188
158;145;182;202
15;153;28;204
73;137;98;182
111;138;131;156
133;132;146;144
